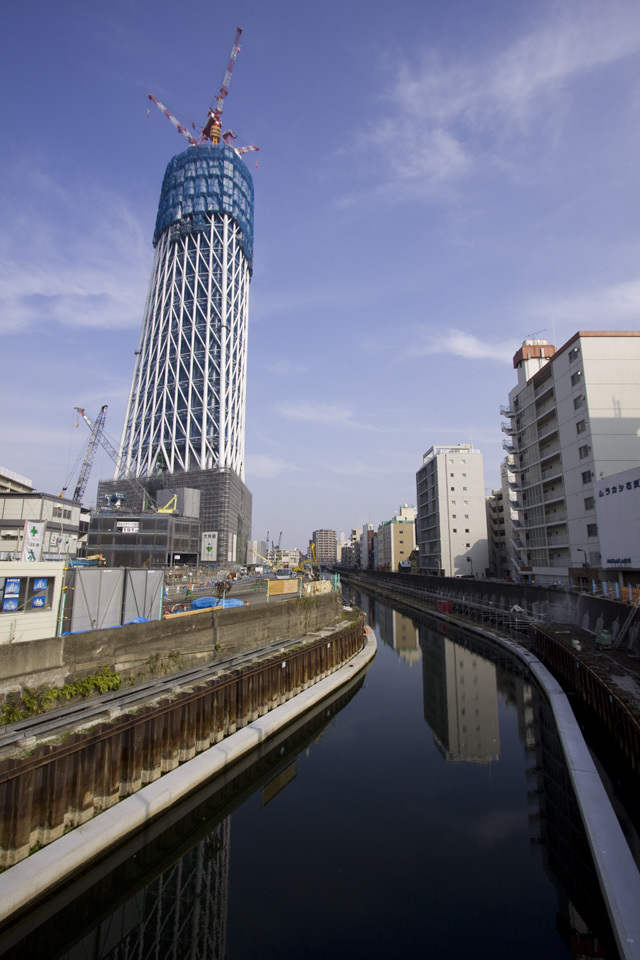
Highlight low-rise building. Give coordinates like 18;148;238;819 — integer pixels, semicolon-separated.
0;492;86;561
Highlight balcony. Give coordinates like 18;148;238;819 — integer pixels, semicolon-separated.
499;405;514;418
501;421;516;437
502;439;515;454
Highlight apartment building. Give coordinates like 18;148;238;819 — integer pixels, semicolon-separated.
376;505;416;572
416;446;489;577
502;332;640;585
312;529;337;567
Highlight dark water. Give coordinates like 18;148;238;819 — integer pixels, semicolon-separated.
0;589;619;959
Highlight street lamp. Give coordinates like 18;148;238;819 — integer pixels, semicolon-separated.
466;556;474;577
577;548;587;569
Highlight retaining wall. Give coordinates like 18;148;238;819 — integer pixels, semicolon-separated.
363;572;640;649
0;593;342;697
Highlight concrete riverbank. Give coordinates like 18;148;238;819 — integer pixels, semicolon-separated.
0;626;377;928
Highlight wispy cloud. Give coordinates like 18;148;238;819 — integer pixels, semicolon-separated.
341;0;640;203
412;328;518;362
0;168;151;334
266;359;310;376
527;277;640;330
273;402;379;431
245;454;302;479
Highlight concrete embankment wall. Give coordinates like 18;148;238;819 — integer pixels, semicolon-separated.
0;593;342;697
355;571;640;650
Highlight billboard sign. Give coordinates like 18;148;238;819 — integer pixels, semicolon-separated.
202;531;218;562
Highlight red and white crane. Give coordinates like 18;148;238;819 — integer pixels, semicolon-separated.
148;26;258;157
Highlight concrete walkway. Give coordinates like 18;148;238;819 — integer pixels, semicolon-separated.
0;627;377;928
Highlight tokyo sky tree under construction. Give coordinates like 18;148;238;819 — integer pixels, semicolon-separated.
99;29;256;564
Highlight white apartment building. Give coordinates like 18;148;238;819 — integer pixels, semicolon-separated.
502;332;640;585
416;445;489;577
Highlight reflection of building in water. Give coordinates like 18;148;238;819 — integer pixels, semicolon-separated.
420;625;500;764
377;606;421;665
70;819;230;960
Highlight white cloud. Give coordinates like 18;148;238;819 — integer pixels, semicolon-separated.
266;359;310;376
344;0;640;201
273;402;378;430
528;277;640;330
0;169;151;334
246;454;301;479
413;328;518;362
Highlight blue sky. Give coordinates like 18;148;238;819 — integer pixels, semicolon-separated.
1;0;639;551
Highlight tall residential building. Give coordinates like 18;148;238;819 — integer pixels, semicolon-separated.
99;141;254;564
376;504;416;571
312;529;337;567
502;333;640;585
416;445;489;577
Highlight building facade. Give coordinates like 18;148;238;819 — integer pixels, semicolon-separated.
99;142;254;565
502;332;640;585
312;529;337;567
416;445;489;577
0;493;86;561
376;505;416;572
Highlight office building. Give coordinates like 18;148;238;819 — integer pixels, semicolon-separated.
416;444;489;577
502;332;640;585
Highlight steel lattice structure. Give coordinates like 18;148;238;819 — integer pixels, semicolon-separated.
116;143;253;486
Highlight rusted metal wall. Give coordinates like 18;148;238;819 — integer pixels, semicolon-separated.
529;627;640;774
0;619;364;868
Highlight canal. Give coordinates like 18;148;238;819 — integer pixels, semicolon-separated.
0;588;622;959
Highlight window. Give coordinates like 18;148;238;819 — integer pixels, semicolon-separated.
569;346;580;362
584;496;595;510
587;523;598;537
574;395;584;410
576;420;586;434
452;514;457;519
450;472;454;477
450;487;455;492
465;528;469;533
462;472;467;477
463;486;467;491
582;470;592;484
571;371;582;386
465;543;470;548
579;444;590;459
452;528;457;533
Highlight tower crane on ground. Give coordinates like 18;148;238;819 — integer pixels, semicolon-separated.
74;406;155;511
148;27;258;158
61;405;108;504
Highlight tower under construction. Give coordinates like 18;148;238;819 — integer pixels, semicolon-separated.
98;30;255;565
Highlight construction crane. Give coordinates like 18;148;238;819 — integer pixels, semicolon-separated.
61;405;108;504
74;406;155;511
148;27;258;158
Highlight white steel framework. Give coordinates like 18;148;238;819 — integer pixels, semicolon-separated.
118;211;250;482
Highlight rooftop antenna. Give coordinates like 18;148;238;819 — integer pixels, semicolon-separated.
524;329;546;343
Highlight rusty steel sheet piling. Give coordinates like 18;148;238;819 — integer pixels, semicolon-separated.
0;619;364;868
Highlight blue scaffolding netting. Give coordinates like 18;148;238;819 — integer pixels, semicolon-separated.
153;143;254;269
